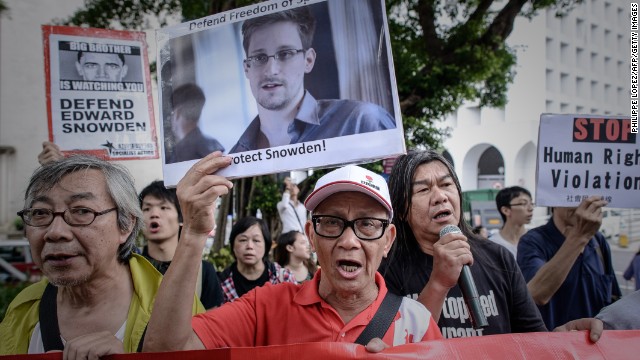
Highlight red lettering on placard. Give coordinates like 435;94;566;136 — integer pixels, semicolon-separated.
572;117;636;143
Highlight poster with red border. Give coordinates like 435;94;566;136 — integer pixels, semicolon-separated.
42;25;158;160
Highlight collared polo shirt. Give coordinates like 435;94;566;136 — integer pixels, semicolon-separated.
229;91;396;153
517;219;621;329
192;270;441;347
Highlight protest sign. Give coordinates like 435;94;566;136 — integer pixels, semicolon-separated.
42;26;158;160
536;114;638;208
156;0;405;185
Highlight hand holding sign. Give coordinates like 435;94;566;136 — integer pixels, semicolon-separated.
177;151;233;241
560;196;608;248
37;141;65;165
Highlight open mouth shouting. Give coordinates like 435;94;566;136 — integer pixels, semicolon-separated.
336;259;363;279
149;221;160;233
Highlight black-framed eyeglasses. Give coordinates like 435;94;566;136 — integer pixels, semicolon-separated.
244;49;305;68
508;202;535;208
17;207;118;227
311;215;389;241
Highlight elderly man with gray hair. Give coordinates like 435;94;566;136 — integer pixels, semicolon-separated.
0;155;203;357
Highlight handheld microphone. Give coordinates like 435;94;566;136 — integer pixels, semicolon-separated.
439;224;488;329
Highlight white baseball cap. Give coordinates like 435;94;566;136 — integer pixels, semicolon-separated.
304;165;393;219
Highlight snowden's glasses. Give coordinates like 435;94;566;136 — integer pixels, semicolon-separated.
311;215;389;241
244;49;305;68
17;207;118;227
508;202;535;208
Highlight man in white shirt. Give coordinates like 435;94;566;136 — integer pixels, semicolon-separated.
488;186;533;258
277;177;307;233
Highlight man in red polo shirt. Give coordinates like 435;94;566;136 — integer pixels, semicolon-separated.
143;152;441;352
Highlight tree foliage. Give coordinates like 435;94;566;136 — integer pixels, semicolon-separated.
386;0;582;146
57;0;582;147
55;0;582;242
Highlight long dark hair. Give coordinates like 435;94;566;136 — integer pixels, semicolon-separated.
274;230;299;266
274;231;318;276
388;149;480;262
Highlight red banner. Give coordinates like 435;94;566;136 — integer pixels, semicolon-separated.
2;331;638;360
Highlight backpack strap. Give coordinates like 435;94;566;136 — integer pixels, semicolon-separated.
39;283;148;352
136;326;148;352
39;283;64;352
354;291;403;346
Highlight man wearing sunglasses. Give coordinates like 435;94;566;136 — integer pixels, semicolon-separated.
143;154;441;352
0;155;203;357
229;6;396;153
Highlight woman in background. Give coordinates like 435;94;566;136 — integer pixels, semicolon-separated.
274;231;316;283
218;216;296;302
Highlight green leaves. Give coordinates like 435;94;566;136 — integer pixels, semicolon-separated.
389;0;579;148
55;0;579;151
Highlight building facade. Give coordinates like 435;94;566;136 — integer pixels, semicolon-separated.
442;0;630;202
0;0;165;229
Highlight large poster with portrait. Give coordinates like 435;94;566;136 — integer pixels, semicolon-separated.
156;0;405;185
42;26;158;160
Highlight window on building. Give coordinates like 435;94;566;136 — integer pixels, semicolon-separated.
590;52;598;72
576;47;586;68
591;80;599;100
618;34;625;53
576;77;585;97
560;42;570;64
546;69;556;91
590;24;599;45
618;7;625;25
576;18;585;40
560;73;570;94
476;146;505;190
617;87;624;106
604;2;612;19
545;37;555;62
618;60;625;80
546;100;554;112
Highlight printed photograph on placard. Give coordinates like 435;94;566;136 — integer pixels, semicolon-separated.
42;25;158;160
156;0;405;185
